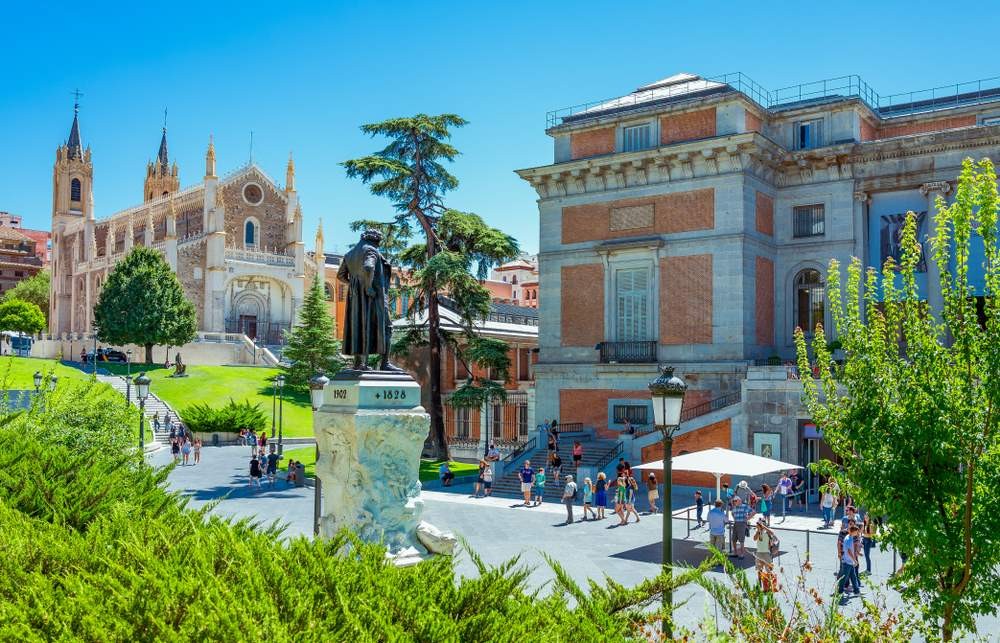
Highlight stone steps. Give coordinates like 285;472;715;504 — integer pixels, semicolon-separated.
489;439;620;501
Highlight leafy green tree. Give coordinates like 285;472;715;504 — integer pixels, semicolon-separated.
796;158;1000;641
282;275;343;387
344;116;518;458
0;299;46;335
93;247;197;363
2;270;49;322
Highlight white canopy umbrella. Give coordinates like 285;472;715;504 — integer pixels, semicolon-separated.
635;447;802;500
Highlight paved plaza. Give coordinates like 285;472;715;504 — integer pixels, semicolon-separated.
151;446;998;636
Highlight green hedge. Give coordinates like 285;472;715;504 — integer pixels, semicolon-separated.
180;399;267;434
0;380;676;641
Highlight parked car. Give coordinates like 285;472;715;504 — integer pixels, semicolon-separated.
83;348;129;363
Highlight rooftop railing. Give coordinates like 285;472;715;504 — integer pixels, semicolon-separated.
548;73;1000;128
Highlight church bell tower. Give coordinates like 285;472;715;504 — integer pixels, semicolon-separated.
52;94;93;226
143;110;180;202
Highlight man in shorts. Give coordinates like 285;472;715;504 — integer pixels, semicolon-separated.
519;460;534;506
266;446;280;487
730;496;751;560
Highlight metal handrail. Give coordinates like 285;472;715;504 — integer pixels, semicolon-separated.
593;441;624;473
680;391;742;423
501;436;536;466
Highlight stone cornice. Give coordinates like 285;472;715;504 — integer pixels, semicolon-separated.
517;125;1000;199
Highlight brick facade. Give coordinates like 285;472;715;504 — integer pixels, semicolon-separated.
755;256;774;347
859;117;878;142
755;191;773;237
570;127;615;160
660;107;716;145
744;110;763;134
879;114;976;139
560;264;604;346
222;182;287;250
660;254;712;345
559;388;649;439
562;188;714;243
640;418;732;486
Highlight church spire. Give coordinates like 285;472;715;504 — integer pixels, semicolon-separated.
157;109;169;170
314;219;324;260
286;151;295;192
205;134;216;178
67;91;83;160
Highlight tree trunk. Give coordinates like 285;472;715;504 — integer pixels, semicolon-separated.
426;289;449;460
942;603;954;641
145;343;153;364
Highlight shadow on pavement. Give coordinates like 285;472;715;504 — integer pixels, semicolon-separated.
611;539;785;570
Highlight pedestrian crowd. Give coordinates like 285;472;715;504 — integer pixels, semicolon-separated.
238;428;303;490
160;412;201;466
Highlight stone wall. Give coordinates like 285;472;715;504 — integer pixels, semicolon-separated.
222;181;287;250
178;241;207;326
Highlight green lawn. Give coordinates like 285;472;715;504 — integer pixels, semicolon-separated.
278;449;479;483
0;356;89;389
104;363;314;438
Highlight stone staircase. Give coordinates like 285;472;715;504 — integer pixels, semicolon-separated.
489;435;620;503
64;362;179;446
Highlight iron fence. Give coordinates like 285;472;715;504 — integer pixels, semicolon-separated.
597;340;657;364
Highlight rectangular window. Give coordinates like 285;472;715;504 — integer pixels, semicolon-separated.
14;271;23;278
622;124;652;152
792;204;825;238
455;407;471;438
795;119;823;150
615;267;650;341
518;347;530;381
613;404;648;426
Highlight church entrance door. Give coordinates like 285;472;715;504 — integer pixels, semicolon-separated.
239;315;258;340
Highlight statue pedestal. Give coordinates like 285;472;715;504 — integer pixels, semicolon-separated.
314;371;430;557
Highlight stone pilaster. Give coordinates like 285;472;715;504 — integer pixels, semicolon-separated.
920;181;953;319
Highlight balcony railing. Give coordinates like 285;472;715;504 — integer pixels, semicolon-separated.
596;340;657;364
224;245;294;267
680;390;742;423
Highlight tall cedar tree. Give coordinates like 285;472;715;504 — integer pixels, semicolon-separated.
3;270;49;322
93;247;197;363
0;299;46;335
282;275;343;387
796;158;1000;641
344;115;471;459
392;209;518;414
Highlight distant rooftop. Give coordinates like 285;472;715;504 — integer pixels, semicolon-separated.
549;72;1000;129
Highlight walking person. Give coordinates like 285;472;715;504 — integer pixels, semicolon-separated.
695;489;705;527
519;460;534;506
266;446;279;487
836;524;862;599
582;477;596;520
614;475;628;524
646;472;660;514
170;438;180;463
722;482;734;509
777;471;793;514
572;441;583;472
594;472;608;520
181;438;192;466
533;467;546;506
193;438;202;465
482;461;494;497
247;429;258;456
561;474;577;525
861;514;876;575
473;460;486;498
754;519;780;592
707;500;727;558
153;413;161;433
759;483;774;526
730;496;750;560
550;451;563;483
622;476;641;525
792;470;806;510
820;479;838;528
258;430;268;452
249;455;262;489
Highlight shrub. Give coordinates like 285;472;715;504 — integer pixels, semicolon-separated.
181;399;267;434
0;393;693;641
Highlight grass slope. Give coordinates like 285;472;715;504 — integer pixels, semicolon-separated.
0;356;89;389
281;447;480;483
105;363;314;437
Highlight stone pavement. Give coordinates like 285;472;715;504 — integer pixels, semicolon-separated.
150;446;999;636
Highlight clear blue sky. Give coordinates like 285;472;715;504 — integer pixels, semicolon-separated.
1;1;997;254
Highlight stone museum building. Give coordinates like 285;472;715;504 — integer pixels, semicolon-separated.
48;103;311;345
517;71;1000;496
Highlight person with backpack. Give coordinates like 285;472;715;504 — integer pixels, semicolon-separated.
561;474;578;525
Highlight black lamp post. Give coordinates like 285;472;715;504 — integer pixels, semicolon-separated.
134;372;151;450
33;370;42;393
271;376;278;441
648;365;687;639
49;375;58;392
309;373;329;537
125;349;133;406
276;374;286;455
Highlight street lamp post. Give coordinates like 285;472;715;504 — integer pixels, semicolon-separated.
135;372;151;450
271;376;278;443
648;365;687;639
309;373;329;537
92;330;98;377
276;374;286;455
33;370;42;393
49;375;58;392
125;349;133;407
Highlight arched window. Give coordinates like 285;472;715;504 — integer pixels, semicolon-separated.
795;269;825;334
71;178;82;202
244;219;257;246
511;275;518;285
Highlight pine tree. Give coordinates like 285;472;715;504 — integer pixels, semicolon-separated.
93;247;197;363
282;275;343;387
